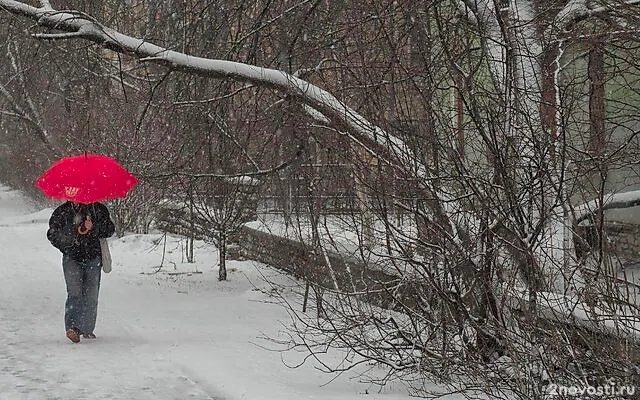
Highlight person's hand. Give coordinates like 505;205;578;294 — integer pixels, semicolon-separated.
77;215;93;235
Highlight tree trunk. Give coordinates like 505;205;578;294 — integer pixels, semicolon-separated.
540;44;559;146
218;232;227;281
588;41;606;154
353;147;377;249
187;200;194;263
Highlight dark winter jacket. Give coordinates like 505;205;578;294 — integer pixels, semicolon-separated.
47;201;115;262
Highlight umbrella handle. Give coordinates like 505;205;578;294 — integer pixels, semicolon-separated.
77;214;93;235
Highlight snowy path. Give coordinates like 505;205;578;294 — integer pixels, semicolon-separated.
0;187;418;400
0;221;221;399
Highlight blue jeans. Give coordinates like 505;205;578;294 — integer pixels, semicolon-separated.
62;254;101;333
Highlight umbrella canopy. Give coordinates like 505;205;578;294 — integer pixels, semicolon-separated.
36;153;138;204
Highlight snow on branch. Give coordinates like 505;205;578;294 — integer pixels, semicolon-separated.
0;2;456;196
0;0;464;238
0;1;420;174
33;31;86;39
554;0;590;30
573;190;640;225
553;0;640;33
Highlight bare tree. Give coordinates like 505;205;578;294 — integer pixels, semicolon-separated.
2;1;640;398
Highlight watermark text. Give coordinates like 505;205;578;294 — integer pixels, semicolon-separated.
547;381;636;397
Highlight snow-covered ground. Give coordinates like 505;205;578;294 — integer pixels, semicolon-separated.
0;186;460;400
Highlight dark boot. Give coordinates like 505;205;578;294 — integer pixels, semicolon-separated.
66;328;80;343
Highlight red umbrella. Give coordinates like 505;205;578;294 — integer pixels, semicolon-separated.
35;153;138;204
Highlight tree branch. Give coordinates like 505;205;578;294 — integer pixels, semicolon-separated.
144;144;303;182
0;0;463;240
0;68;58;156
33;31;86;39
574;190;640;225
0;1;417;169
554;0;640;33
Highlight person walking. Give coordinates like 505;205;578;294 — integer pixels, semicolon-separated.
46;201;115;343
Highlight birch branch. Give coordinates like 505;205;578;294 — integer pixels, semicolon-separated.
7;42;48;140
0;0;463;240
0;78;58;156
0;1;413;173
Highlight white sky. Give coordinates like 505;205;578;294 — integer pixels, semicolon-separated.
0;185;464;400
